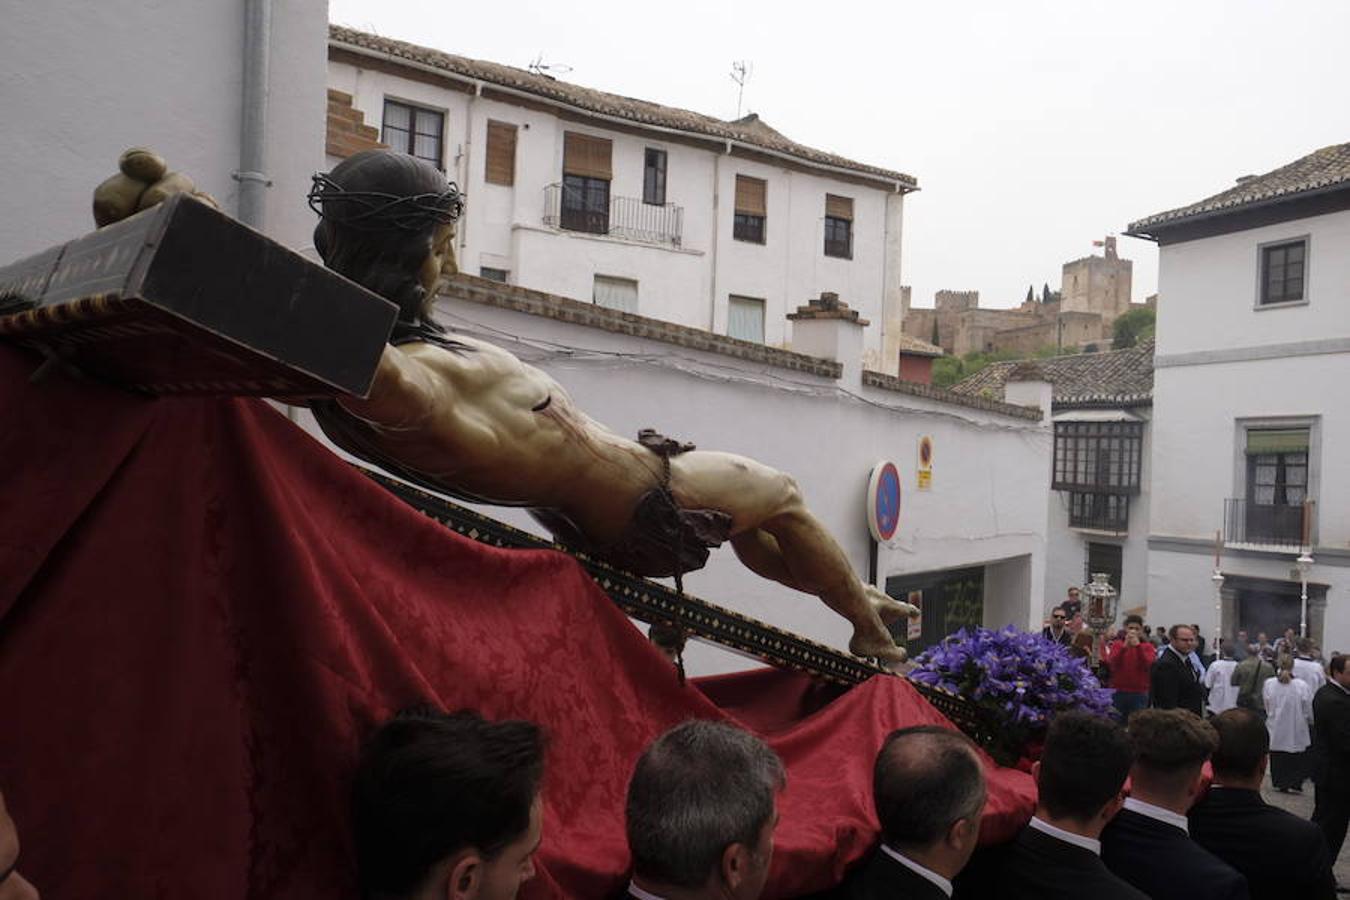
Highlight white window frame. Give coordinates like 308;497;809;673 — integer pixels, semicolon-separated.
1231;415;1320;545
1254;234;1311;310
593;275;638;314
727;294;766;344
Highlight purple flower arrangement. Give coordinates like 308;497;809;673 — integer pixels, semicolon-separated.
909;625;1115;765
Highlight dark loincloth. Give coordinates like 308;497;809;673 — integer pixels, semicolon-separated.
530;491;731;579
529;429;731;578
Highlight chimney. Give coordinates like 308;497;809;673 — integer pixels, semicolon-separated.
1002;361;1052;425
788;291;869;387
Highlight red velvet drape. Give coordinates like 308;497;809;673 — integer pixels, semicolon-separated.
0;345;1033;898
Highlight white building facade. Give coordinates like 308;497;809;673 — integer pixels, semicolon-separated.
1;0;328;265
952;345;1155;625
1128;143;1350;651
326;26;915;372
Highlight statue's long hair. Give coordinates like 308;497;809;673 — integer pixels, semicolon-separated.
310;150;463;324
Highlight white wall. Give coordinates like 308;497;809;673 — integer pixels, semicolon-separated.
708;156;894;357
1151;357;1348;547
985;556;1035;631
1147;548;1350;657
2;0;328;262
1155;209;1350;357
1149;206;1350;650
327;57;901;359
301;294;1051;674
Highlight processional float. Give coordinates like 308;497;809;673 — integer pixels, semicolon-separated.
0;177;981;725
0;156;1036;898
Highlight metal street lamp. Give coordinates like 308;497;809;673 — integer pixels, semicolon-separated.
1297;551;1314;639
1212;568;1225;659
1083;572;1119;664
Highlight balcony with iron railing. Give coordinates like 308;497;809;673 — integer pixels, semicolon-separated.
1223;497;1316;549
1068;492;1130;534
542;183;684;248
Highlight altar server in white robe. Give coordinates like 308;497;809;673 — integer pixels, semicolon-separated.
1292;639;1326;695
1204;650;1239;715
1264;668;1313;792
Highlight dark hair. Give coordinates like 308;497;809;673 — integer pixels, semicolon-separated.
1128;709;1218;779
312;150;461;324
1168;623;1194;642
353;707;544;899
1051;606;1065;616
1037;712;1133;822
626;720;785;889
1124;614;1143;628
1210;708;1269;780
873;726;985;849
1332;655;1349;677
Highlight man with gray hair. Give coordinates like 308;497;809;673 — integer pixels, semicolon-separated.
841;725;986;898
624;719;785;900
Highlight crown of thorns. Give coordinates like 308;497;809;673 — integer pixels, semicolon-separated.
307;172;464;231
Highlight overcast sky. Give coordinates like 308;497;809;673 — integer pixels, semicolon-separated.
330;0;1349;310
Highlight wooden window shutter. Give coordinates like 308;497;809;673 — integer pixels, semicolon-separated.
825;194;853;221
735;175;766;216
563;132;612;180
485;120;517;186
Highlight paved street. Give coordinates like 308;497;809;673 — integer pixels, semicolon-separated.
1259;771;1350;886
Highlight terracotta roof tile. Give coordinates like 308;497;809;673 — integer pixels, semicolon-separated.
1129;142;1350;233
950;340;1153;407
896;333;944;357
329;25;916;188
862;371;1042;421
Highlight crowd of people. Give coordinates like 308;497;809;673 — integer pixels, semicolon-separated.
258;636;1350;900
327;694;1350;899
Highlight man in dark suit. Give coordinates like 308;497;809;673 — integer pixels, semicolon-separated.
352;708;546;900
1102;709;1248;900
1151;623;1206;715
1312;653;1350;866
839;726;985;899
1189;708;1335;900
1041;606;1073;646
982;711;1146;900
624;720;784;900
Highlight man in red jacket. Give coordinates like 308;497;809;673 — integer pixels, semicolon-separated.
1105;614;1157;720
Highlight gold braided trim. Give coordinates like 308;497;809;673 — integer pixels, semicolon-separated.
0;293;142;335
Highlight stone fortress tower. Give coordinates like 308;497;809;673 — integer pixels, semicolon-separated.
901;236;1143;357
1060;236;1132;319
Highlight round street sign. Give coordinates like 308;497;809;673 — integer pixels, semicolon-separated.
866;460;902;545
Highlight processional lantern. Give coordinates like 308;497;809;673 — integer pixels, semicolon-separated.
1082;572;1118;662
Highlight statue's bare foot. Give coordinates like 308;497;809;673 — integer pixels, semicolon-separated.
849;627;908;668
866;585;920;626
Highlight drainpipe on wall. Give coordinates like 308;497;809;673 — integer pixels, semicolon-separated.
236;0;272;230
708;139;731;331
459;81;483;258
238;0;283;417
